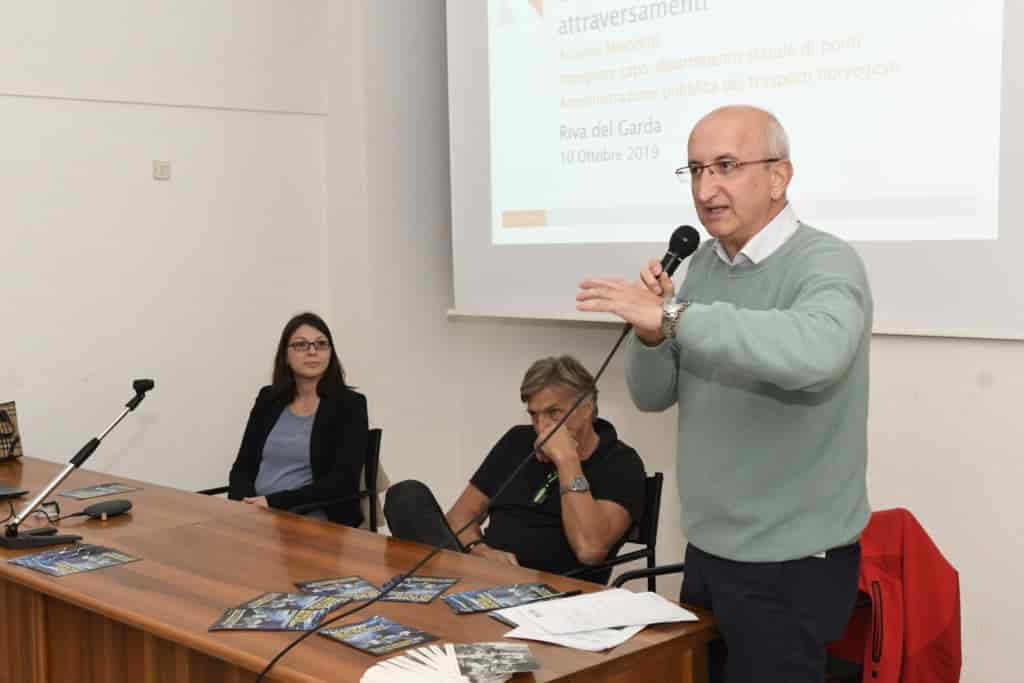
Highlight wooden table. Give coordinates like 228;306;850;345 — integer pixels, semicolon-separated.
0;457;715;682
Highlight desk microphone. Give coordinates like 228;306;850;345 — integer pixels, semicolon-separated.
0;378;154;549
81;500;133;521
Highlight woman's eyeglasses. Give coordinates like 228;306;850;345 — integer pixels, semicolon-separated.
288;340;331;353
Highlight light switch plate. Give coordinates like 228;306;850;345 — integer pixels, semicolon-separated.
152;160;171;181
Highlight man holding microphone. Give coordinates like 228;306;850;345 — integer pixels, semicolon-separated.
577;105;873;683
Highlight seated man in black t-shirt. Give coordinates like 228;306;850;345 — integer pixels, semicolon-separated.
446;355;646;584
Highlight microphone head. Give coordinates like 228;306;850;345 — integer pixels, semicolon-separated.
661;225;701;276
82;499;133;520
132;379;155;394
669;225;700;261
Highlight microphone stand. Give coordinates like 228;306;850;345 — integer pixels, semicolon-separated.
0;380;154;550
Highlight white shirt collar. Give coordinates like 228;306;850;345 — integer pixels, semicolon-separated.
712;203;800;267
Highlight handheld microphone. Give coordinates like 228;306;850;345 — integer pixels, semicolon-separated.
660;225;701;277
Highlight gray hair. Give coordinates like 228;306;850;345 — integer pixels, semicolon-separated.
520;355;598;417
762;110;791;159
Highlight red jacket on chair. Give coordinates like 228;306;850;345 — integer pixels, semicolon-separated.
828;508;961;682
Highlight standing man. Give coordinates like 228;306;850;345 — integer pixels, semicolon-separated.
577;105;872;683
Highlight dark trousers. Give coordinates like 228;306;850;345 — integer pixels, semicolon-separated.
680;542;861;683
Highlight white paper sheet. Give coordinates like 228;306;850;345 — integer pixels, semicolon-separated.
504;623;645;652
501;588;697;635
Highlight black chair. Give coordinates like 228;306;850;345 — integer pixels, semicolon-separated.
383;479;465;552
198;427;384;532
383;473;663;588
566;472;664;590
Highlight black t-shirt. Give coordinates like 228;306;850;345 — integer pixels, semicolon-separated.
470;418;645;582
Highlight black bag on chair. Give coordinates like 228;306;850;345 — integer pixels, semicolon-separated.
383;480;465;552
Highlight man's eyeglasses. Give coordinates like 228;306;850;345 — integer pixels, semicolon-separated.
288;340;331;353
675;158;782;183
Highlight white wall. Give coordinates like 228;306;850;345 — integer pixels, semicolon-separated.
0;0;326;113
2;2;1019;681
327;2;1022;682
0;0;329;489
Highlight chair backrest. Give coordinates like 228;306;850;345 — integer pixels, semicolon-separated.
383;480;464;552
359;428;385;532
568;471;664;587
629;472;663;549
205;428;388;532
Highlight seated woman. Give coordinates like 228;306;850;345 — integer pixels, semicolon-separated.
228;312;368;527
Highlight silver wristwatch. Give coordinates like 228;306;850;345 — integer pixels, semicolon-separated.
559;474;590;496
661;300;690;340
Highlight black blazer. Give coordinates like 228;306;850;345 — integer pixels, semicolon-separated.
228;385;369;526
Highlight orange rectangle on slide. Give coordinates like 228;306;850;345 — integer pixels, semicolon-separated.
502;210;548;228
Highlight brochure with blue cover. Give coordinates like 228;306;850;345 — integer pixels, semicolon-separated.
59;482;139;500
297;574;458;604
8;543;140;577
442;582;560;614
380;576;459;603
295;575;381;601
320;616;439;656
236;591;349;612
209;607;332;632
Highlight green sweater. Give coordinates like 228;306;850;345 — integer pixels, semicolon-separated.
626;224;872;562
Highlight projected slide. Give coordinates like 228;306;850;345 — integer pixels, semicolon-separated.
488;0;1003;245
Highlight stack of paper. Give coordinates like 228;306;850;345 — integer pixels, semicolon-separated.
360;642;538;683
495;588;698;652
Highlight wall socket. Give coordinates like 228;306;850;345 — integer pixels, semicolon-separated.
152;160;171;181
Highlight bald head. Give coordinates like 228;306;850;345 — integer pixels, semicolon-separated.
685;105;795;259
692;105;790;161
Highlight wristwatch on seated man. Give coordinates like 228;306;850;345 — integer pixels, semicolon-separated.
661;299;691;340
560;474;590;496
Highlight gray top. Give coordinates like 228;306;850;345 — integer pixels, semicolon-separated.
254;407;326;520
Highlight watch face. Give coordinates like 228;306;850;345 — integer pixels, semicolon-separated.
561;475;590;495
